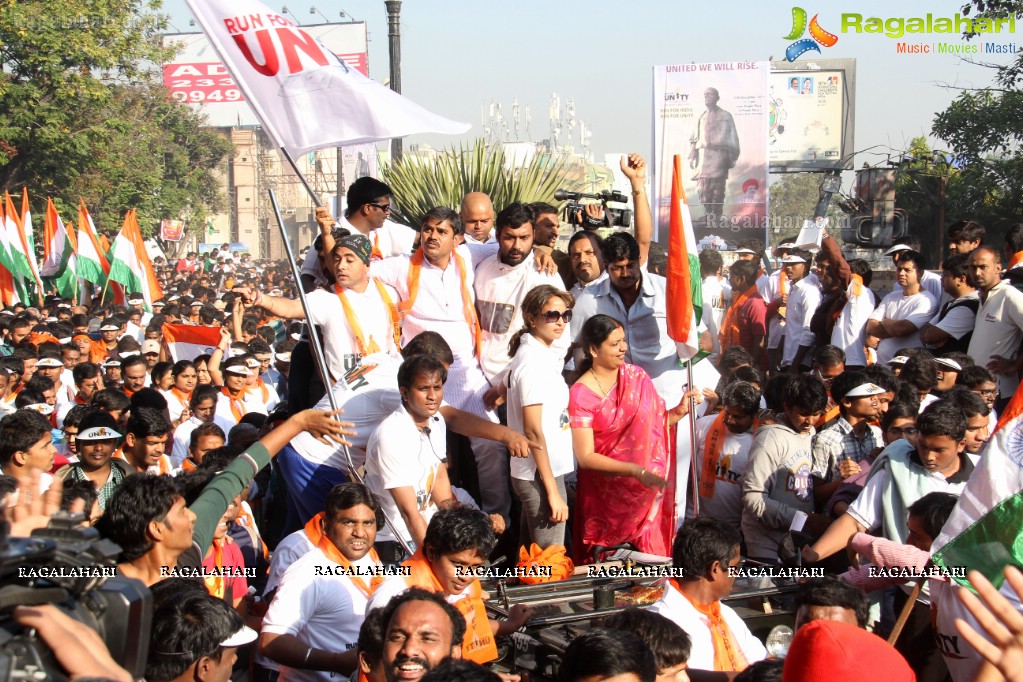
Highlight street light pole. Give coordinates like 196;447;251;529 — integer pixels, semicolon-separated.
385;0;402;162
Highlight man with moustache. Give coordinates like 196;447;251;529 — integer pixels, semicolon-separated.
378;588;466;682
261;484;387;682
567;231;606;300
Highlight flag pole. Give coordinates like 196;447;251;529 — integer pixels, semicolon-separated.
687;359;700;517
267;188;412;557
279;146;325;209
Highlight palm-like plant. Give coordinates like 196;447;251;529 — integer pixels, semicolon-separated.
381;139;581;228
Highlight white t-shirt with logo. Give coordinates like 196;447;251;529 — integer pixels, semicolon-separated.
364;404;447;548
692;415;754;528
506;334;574;481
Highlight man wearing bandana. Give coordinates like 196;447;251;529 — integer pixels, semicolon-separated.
235;234;402;381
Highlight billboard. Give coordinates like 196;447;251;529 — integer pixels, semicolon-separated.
769;59;856;171
653;61;770;248
162;22;368;128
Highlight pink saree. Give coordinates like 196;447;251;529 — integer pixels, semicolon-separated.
568;363;677;563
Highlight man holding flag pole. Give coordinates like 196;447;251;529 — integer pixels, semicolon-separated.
182;0;472;557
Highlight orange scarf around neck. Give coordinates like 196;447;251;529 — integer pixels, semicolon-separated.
303;512;383;598
335;280;402;356
398;249;482;355
1009;250;1023;270
672;580;748;672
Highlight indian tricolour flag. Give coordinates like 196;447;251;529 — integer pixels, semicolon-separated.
665;154;703;360
41;198;78;300
107;209;163;310
18;189;44;297
3;191;37;302
76;199;110;291
931;389;1023;589
163;323;223;362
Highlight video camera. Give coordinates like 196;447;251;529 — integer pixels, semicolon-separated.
0;513;151;681
555;189;634;229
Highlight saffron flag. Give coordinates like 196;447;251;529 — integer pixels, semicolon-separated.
107;209;163;311
76;199;111;289
665;155;703;360
41;198;79;300
184;0;470;156
163;323;223;362
931;388;1023;589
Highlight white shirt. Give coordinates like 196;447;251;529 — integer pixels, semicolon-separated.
692;415;754;528
968;280;1023;395
170;413;234;468
831;277;877;367
364;404;447;548
300;218;416;288
473;251;567;381
570;271;608;301
781;273;822;367
305;280;400;383
571;272;687;404
869;289;938;365
372;244;489;362
506;334;574;481
759;270;786;350
262;547;380;682
264;529;317;597
701;276;730;355
289;353;405;470
892;269;944;303
162;388;191;424
648;581;767;671
927;292;980;346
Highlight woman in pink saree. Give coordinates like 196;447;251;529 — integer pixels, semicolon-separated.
569;314;696;563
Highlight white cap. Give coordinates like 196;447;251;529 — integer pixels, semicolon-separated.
935;357;963;372
142;340;161;355
36;357;64;368
889;356;909;365
119;350;141;358
223;365;250;376
99;324;120;332
884;243;913;256
221;624;258;648
844;383;886;398
128;296;144;305
78;426;123;441
276;352;292;363
734;247;757;255
23;403;55;416
102;359;122;368
780;254;808;264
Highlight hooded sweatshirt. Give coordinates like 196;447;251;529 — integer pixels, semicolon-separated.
740;421;828;561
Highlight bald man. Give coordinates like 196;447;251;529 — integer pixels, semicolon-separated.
459;192;496;244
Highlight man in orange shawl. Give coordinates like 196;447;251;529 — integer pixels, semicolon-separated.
649;518;767;673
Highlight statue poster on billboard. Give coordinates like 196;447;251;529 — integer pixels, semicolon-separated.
653;61;769;250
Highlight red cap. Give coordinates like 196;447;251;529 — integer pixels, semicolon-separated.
783;620;915;682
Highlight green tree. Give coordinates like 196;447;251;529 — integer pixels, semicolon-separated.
0;1;232;236
928;0;1023;245
767;172;843;246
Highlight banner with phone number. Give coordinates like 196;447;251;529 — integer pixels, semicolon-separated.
162;52;368;105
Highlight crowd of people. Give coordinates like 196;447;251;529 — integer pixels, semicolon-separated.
2;160;1023;682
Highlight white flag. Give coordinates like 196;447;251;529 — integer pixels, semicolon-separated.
184;0;470;155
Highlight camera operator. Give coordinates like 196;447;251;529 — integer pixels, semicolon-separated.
13;604;132;682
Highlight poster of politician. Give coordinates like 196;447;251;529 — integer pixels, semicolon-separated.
653;61;769;248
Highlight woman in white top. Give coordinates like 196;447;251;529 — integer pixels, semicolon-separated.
506;284;575;548
163;360;198;424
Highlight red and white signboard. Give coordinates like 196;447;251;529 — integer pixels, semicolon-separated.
163;24;368;128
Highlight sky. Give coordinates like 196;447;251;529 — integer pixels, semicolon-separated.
160;0;1018;168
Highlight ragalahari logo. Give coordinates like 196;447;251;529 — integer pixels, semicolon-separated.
783;7;839;61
